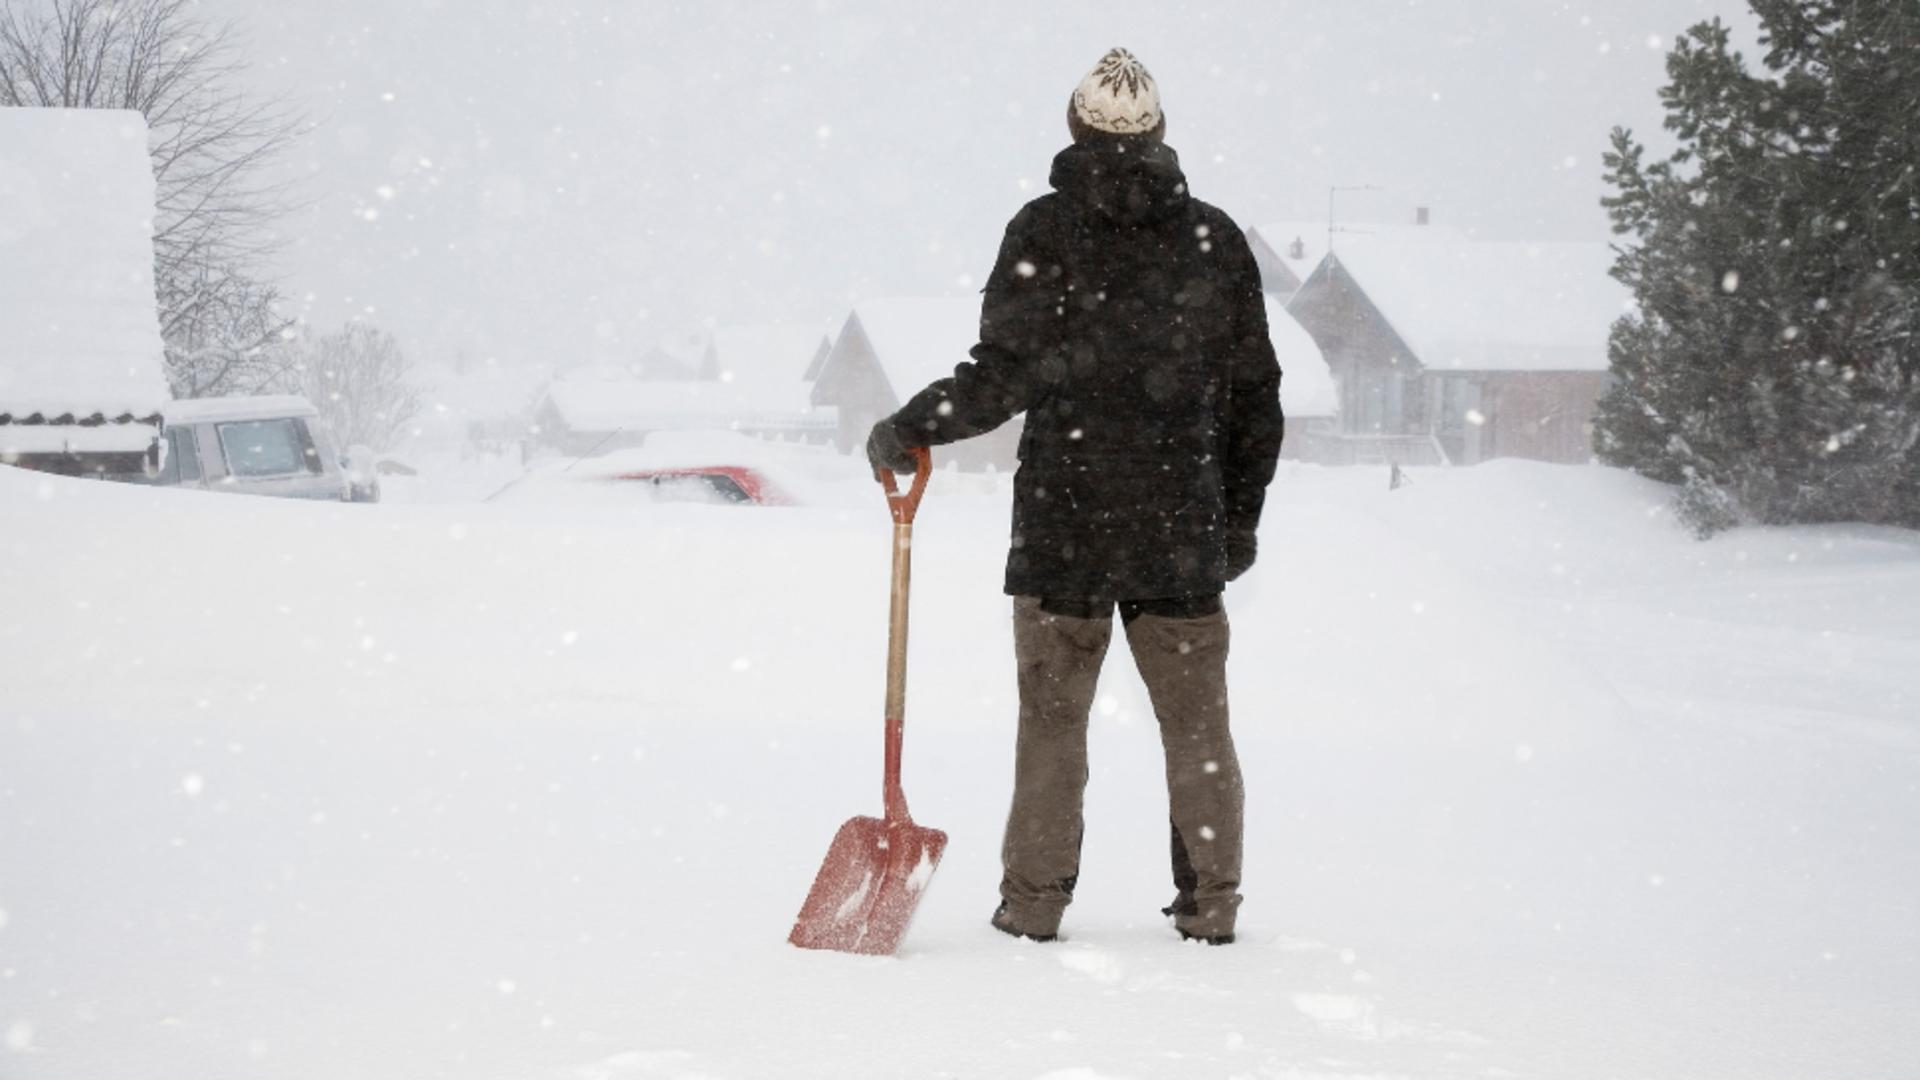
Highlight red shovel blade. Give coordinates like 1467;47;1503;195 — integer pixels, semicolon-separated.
789;814;947;955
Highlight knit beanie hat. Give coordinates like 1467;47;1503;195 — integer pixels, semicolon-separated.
1070;48;1163;136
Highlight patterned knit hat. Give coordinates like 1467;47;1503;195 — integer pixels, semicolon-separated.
1071;48;1162;136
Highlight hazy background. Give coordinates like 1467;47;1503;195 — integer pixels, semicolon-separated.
208;0;1760;368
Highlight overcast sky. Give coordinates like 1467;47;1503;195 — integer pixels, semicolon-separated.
207;0;1760;369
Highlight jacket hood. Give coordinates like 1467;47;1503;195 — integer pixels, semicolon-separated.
1049;139;1189;226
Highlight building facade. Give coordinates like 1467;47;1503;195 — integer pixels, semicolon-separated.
1286;236;1623;466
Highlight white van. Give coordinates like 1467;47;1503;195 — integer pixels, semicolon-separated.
155;395;353;502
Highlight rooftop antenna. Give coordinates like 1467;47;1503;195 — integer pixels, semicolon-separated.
1328;184;1383;254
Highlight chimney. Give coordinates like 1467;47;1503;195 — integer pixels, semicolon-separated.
1415;207;1431;226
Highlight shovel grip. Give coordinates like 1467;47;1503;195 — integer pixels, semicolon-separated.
877;447;932;525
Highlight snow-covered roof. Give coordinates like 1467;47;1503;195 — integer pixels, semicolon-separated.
648;330;714;369
0;108;169;420
1267;298;1335;418
1248;221;1332;293
1248;221;1468;295
162;394;319;425
1318;236;1630;373
1;422;160;457
708;325;830;386
802;335;836;381
542;376;833;434
839;297;984;403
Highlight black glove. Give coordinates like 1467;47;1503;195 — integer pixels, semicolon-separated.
1225;529;1257;581
865;420;916;474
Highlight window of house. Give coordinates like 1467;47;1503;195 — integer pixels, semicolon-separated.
1348;369;1412;435
217;419;319;478
1436;379;1465;436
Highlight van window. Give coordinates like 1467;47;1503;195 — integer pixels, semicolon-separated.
217;419;318;478
161;426;203;484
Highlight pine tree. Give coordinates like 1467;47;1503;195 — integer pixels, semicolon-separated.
1595;3;1920;535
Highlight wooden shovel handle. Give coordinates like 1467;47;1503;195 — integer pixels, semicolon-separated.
877;447;932;525
877;447;928;823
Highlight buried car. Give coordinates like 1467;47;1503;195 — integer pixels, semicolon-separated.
154;395;355;502
487;453;797;507
483;432;866;507
602;464;792;505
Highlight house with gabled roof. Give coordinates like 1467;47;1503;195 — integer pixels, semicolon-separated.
811;298;1021;471
1248;214;1465;302
1247;221;1333;302
811;296;1335;470
533;323;837;456
1286;232;1627;466
534;372;835;457
0;108;169;478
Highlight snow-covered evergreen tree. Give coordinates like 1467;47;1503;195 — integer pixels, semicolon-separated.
1596;3;1920;535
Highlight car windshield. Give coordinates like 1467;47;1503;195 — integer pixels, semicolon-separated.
217;418;316;478
644;472;752;504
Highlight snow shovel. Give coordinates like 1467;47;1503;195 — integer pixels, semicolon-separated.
789;447;948;955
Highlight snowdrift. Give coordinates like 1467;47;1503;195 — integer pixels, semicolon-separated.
3;460;1915;1080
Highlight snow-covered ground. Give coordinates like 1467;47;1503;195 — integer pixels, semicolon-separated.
2;456;1916;1080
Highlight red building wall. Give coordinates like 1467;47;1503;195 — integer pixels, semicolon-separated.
1480;372;1610;465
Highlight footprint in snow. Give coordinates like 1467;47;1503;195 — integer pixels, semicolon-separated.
1290;992;1490;1049
576;1049;723;1080
1291;991;1381;1039
1057;945;1125;984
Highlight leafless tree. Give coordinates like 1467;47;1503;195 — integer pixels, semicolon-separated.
284;323;424;453
0;0;305;394
166;268;298;398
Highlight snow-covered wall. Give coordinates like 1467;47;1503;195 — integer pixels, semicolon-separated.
0;107;169;420
1267;296;1335;419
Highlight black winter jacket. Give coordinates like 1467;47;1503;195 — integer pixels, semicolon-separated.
883;138;1284;601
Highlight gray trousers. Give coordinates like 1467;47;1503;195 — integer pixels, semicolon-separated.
999;596;1245;939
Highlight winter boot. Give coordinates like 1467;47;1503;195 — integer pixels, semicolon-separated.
1165;898;1234;945
991;901;1059;943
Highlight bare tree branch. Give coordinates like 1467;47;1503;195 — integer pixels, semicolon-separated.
280;324;425;453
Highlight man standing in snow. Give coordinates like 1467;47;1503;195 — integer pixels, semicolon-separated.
867;48;1283;945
